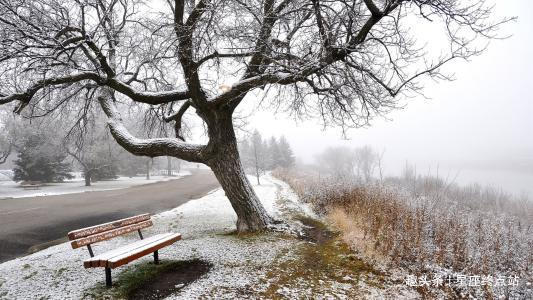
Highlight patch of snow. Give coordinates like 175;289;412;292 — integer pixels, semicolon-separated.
0;174;298;299
272;173;316;219
0;173;413;299
0;170;191;200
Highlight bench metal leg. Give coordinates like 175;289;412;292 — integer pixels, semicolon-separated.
154;250;159;264
87;245;94;257
105;267;112;287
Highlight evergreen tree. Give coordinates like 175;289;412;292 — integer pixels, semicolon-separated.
13;132;73;182
268;137;282;170
238;139;253;171
278;136;295;168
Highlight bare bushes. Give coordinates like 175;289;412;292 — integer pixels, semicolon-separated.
273;168;533;293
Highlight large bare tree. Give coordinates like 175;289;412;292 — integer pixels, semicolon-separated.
0;0;509;231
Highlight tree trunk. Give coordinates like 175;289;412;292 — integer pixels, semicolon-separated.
210;151;272;232
255;166;260;185
205;112;272;232
84;169;91;186
146;159;151;180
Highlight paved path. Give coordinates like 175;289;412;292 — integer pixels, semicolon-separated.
0;169;220;263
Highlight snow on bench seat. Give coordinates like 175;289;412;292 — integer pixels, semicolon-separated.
84;233;181;268
68;213;182;286
107;233;181;268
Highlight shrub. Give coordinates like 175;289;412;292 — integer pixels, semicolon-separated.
273;168;533;298
13;133;73;182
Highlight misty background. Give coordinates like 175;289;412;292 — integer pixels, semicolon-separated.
2;0;530;197
246;0;533;197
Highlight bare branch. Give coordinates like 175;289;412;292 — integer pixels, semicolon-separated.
363;0;382;17
0;143;10;164
0;72;190;111
0;72;100;112
163;100;191;141
197;51;254;67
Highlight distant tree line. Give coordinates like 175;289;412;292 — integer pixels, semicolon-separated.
5;119;183;184
315;145;384;183
238;130;295;185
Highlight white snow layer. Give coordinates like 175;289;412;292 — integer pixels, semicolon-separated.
0;174;408;299
0;171;191;199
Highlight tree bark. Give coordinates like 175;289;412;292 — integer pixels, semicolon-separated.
210;149;272;232
205;111;272;232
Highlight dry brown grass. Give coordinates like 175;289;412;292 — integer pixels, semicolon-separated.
273;168;533;290
327;207;389;265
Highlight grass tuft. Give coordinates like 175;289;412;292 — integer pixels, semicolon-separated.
260;216;383;298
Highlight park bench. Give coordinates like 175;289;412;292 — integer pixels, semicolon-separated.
67;214;181;287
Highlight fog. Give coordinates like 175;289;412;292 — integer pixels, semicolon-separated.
248;0;533;196
2;0;530;196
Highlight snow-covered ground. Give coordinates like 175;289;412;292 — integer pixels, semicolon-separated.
0;171;191;199
0;174;416;299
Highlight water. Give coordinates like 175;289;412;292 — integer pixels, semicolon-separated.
387;163;533;199
445;167;533;199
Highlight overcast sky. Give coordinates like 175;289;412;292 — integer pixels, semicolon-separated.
245;0;533;195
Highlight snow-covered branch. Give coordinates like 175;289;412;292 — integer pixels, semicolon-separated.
105;78;191;105
98;95;206;163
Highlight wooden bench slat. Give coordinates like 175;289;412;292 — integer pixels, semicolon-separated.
69;213;183;287
84;233;173;268
68;214;151;240
108;233;182;268
70;220;153;249
83;233;175;268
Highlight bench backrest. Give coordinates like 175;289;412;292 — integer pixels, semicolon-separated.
68;214;152;249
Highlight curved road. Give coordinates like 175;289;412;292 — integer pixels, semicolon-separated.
0;169;219;263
